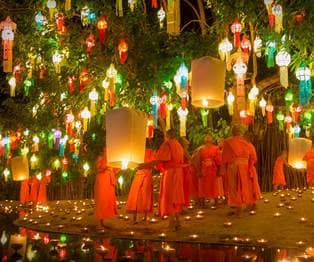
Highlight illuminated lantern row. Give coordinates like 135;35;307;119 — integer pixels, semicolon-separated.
0;17;16;73
106;107;146;169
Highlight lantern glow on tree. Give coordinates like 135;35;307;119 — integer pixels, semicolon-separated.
106;107;146;169
191;56;226;108
288;138;312;169
275;49;291;88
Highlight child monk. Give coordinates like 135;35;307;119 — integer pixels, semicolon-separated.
303;145;314;187
126;148;154;224
94;150;117;228
273;150;287;190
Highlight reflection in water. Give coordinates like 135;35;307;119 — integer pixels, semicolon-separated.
0;226;313;262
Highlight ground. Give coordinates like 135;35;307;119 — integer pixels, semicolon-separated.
4;189;314;249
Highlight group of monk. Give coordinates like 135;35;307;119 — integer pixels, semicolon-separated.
94;124;262;231
19;175;51;204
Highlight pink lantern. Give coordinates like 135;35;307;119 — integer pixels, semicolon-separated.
240;35;251;54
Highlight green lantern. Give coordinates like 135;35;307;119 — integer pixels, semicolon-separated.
284;89;293;104
276;111;285;130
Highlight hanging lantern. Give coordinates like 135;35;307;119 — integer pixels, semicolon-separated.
227;91;235;115
264;0;275;27
293;125;301;138
79;67;89;92
150;91;159;128
32;136;40;152
200;109;209;127
276;111;285;130
88;88;98;116
65;113;74;136
284;89;293;106
23;78;33;96
230;18;242;48
65;0;71;11
106;107;146;169
68;76;75;93
191;56;226;108
266;40;276;68
240;110;248;125
146;115;154;138
275;49;291;88
47;0;57;21
106;64;117;107
240;35;251;54
0;17;17;73
248;85;259;115
285;115;292;130
8;76;16;97
266;101;274;123
166;103;173;130
97;16;107;44
81;6;90;26
218;38;233;70
13;64;22;84
303;111;312;126
177;107;188;137
85;34;95;55
296;65;312;106
116;0;123;17
292;105;302;123
253;36;262;58
35;11;45;31
55;13;65;33
128;0;136;12
118;39;128;64
272;4;283;33
11;156;29;181
233;58;247;97
167;0;180;35
157;7;166;29
288;138;312;169
259;98;267;117
80;107;91;132
52;51;63;73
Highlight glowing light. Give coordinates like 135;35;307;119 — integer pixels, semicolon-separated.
121;159;129;170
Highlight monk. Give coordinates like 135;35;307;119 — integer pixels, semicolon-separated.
126;149;154;224
20;179;29;204
244;132;262;208
94;150;117;228
194;135;222;207
221;124;255;216
138;129;185;231
37;174;51;203
29;176;39;204
273;150;287;190
303;146;314;187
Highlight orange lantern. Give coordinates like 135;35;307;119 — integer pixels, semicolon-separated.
106;107;146;169
11;156;29;181
118;39;128;64
97;16;107;44
85;34;95;55
230;18;242;48
79;67;89;91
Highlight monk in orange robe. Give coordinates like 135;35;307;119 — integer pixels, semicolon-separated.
20;179;29;204
94;151;117;228
303;146;314;186
29;176;39;204
221;125;255;216
193;135;222;206
37;175;51;203
126;149;154;223
272;151;287;190
138;129;185;231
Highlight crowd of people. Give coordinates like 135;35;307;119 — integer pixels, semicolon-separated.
94;124;264;231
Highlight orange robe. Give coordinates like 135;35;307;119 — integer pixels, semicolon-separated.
303;149;314;184
20;179;29;204
222;136;253;208
156;138;185;216
29;177;39;203
126;149;154;214
37;176;51;203
198;144;222;198
94;156;117;220
272;156;286;186
247;142;262;202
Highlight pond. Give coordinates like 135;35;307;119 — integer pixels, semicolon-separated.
1;213;313;262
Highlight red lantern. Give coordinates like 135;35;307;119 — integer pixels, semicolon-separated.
62;157;69;170
68;76;75;93
97;16;107;44
13;64;22;84
79;67;89;92
55;13;65;33
118;39;128;64
65;113;74;136
240;35;251;54
266;102;274;124
146;115;154;138
158;94;167;119
85;34;95;55
151;0;158;8
230;18;242;48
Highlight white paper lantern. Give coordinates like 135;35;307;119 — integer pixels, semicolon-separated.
288;138;312;169
191;56;226;108
10;234;27;260
11;156;29;181
106;107;146;169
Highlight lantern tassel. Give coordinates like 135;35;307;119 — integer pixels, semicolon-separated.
65;0;71;11
279;66;289;88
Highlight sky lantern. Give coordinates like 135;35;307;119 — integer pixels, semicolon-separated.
218;38;233;70
275;49;291;88
288;138;312;169
296;65;312;106
11;156;29;181
118;39;128;64
106;107;146;169
230;18;242;48
191;56;226;109
97;16;107;44
0;17;17;73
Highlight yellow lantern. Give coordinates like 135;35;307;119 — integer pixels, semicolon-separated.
80;107;91;132
191;56;226;108
177;107;188;137
11;156;29;181
227;91;235;115
8;76;16;97
106;107;146;169
288;138;312;169
88;88;98;116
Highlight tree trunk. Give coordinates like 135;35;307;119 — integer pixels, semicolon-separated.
197;0;206;35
